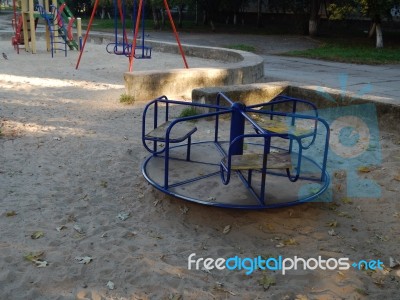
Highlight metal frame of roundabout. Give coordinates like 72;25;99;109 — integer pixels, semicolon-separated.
141;93;331;209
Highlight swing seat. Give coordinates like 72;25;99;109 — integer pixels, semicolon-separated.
125;44;152;59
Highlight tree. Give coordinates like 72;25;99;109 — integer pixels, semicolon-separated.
170;0;191;28
148;0;163;29
327;0;396;48
309;0;322;37
65;0;92;16
256;0;263;27
197;0;221;30
358;0;396;48
92;0;112;19
220;0;248;25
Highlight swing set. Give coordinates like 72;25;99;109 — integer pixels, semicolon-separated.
75;0;189;71
105;0;151;59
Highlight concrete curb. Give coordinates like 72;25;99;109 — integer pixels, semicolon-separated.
123;40;264;101
192;82;400;133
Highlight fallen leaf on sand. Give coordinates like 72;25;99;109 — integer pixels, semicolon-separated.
169;295;182;300
258;274;276;290
337;271;346;277
355;288;369;296
117;212;130;221
73;224;85;234
328;229;337;236
56;225;67;232
180;206;189;214
34;260;49;268
283;238;298;246
100;181;108;188
222;225;231;234
389;257;400;268
31;231;44;239
337;211;352;218
106;281;115;290
75;256;93;264
6;211;17;217
326;220;338;228
213;282;236;295
375;234;388;242
358;166;372;173
341;197;353;204
24;252;44;262
24;252;48;267
122;231;137;238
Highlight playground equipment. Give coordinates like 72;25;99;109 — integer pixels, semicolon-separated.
35;4;68;57
11;0;80;56
106;0;152;59
141;94;331;209
76;0;188;71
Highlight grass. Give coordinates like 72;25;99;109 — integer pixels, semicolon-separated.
225;44;257;52
119;93;135;105
178;106;200;118
81;17;304;35
283;40;400;65
82;17;400;64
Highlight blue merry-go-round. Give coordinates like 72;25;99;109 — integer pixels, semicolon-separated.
141;93;330;209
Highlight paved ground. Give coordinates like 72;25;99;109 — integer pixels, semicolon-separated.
144;31;400;104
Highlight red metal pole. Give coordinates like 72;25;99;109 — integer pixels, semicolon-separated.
163;0;189;69
128;0;143;72
75;0;99;70
117;0;128;44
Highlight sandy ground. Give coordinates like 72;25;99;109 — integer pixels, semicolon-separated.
1;39;400;300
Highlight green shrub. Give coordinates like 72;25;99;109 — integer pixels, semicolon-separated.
178;107;200;118
120;93;135;105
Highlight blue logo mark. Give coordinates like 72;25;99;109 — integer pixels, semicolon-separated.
300;74;381;201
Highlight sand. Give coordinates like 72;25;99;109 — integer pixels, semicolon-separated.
1;39;400;300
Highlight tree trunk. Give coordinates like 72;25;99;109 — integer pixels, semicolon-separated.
233;13;237;25
376;23;383;48
309;20;318;36
178;6;183;28
210;20;215;32
195;1;198;25
151;6;160;29
100;7;105;20
369;15;383;49
257;0;262;27
368;22;376;38
309;0;320;37
160;9;165;28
